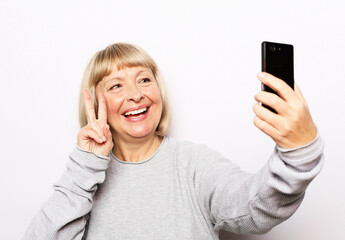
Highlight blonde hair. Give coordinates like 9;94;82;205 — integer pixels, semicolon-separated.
78;42;171;137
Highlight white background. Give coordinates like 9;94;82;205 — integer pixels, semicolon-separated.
0;0;344;239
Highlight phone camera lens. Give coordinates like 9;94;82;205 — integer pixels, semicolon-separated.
270;45;276;52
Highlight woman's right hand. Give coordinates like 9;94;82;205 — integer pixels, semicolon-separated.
77;90;114;157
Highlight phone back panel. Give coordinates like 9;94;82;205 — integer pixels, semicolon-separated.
262;41;294;93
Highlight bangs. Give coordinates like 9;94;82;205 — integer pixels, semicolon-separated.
90;43;157;88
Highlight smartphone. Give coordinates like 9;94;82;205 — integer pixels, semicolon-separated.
261;41;294;113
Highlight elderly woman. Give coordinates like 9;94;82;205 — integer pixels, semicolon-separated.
23;43;324;239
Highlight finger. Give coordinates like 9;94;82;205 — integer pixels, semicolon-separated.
90;121;106;140
90;128;107;143
254;91;289;115
82;89;96;123
253;102;285;130
98;92;108;122
257;72;295;102
253;115;281;140
294;82;307;105
80;128;106;144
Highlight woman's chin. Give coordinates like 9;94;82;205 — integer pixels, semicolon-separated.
125;126;156;139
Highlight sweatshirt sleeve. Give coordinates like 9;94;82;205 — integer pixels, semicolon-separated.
22;146;110;240
194;133;324;235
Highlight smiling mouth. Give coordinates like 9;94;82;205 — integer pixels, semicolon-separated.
124;107;149;118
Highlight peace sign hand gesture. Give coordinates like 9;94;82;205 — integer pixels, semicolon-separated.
77;90;114;157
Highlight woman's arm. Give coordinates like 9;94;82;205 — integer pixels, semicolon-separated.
195;73;324;234
194;133;324;234
22;147;110;240
23;91;113;239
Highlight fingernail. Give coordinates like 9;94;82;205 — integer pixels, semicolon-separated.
102;136;106;142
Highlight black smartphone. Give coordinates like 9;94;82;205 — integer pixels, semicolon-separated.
261;41;294;113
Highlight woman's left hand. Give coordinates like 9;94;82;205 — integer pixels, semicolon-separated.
253;72;317;149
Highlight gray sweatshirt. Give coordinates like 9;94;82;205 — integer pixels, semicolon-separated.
23;135;324;240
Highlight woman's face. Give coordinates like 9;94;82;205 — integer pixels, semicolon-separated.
96;66;163;142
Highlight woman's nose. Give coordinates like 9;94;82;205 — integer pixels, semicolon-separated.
126;84;143;103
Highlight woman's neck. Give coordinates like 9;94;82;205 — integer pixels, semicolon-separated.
112;134;163;162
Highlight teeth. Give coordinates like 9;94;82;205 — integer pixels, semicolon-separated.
125;108;147;116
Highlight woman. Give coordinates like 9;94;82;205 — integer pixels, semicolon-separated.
23;43;324;240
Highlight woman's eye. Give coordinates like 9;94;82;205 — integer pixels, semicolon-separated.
140;78;151;83
110;84;120;90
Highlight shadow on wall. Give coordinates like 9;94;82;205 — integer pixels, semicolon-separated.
219;230;258;240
